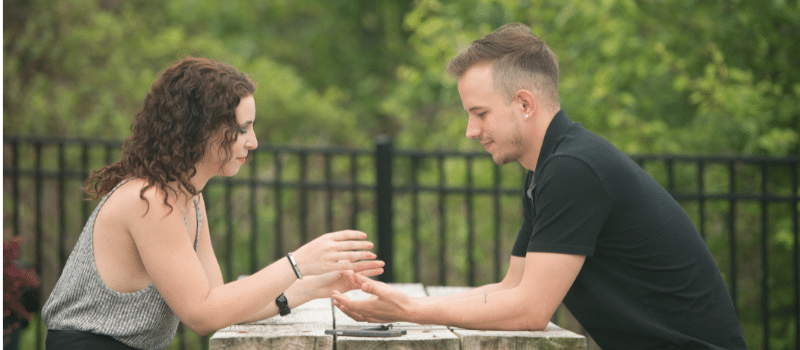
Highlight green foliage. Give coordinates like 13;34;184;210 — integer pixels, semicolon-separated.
394;0;800;155
5;0;798;154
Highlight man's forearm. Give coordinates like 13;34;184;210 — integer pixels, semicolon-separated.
409;253;581;331
418;282;508;304
410;286;546;331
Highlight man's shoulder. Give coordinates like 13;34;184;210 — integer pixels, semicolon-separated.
537;126;643;193
556;123;616;153
554;126;634;169
546;130;608;166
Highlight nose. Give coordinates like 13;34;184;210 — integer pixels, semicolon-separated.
246;133;258;150
465;116;481;140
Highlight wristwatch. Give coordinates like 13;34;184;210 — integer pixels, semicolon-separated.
276;293;291;316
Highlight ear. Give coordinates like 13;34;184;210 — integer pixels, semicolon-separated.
515;90;537;118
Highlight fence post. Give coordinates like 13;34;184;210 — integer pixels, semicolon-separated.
375;135;394;282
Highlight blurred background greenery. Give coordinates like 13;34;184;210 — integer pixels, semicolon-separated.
5;0;798;154
4;0;800;349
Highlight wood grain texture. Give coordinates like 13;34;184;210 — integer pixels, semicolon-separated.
334;284;460;350
210;285;586;349
209;322;333;350
209;297;333;350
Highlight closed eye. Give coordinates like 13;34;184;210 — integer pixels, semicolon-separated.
238;121;254;135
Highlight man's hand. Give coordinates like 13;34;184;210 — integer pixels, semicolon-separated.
311;266;384;299
331;274;412;323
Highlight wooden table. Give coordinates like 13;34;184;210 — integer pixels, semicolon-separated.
210;284;587;350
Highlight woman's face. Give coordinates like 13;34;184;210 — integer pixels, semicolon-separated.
199;95;258;177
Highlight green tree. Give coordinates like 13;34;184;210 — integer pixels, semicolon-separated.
6;0;798;154
391;0;799;155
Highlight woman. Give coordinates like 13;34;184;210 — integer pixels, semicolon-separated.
41;57;384;350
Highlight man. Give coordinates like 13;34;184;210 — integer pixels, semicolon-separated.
332;23;747;349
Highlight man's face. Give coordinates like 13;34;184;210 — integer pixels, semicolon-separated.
458;64;525;165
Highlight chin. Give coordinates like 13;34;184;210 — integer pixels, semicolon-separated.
222;165;243;177
493;154;518;166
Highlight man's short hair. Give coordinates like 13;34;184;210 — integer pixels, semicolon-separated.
447;23;560;107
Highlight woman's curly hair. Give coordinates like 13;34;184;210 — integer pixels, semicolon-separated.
84;57;256;211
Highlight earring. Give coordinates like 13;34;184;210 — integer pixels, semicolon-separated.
524;114;529;119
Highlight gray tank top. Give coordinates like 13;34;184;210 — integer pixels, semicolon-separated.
42;180;201;350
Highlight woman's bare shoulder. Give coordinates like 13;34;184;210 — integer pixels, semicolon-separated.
105;178;173;217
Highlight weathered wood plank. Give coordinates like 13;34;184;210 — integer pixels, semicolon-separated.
209;323;332;350
333;283;460;350
209;297;333;350
211;285;587;349
424;286;587;350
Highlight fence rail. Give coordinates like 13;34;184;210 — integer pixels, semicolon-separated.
3;135;799;350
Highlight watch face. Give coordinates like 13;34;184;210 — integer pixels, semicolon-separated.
276;293;290;316
277;294;287;304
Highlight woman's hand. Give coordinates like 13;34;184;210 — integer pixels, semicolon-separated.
310;267;384;299
291;230;381;277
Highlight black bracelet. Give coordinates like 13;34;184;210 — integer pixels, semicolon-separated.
276;293;290;316
286;252;303;279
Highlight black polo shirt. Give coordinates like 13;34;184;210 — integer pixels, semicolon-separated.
512;110;746;349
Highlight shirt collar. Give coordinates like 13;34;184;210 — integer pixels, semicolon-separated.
533;109;573;178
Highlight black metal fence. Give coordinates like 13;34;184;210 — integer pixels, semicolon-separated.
3;135;799;350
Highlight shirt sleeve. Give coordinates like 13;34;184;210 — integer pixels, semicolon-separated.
522;155;611;256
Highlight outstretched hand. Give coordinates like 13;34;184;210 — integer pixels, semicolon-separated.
292;230;380;276
311;265;384;299
331;274;412;324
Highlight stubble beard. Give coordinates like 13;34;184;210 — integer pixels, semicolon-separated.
492;124;525;165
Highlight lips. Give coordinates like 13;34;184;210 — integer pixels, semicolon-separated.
236;157;247;165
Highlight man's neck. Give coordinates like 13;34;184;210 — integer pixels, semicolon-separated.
518;108;559;170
